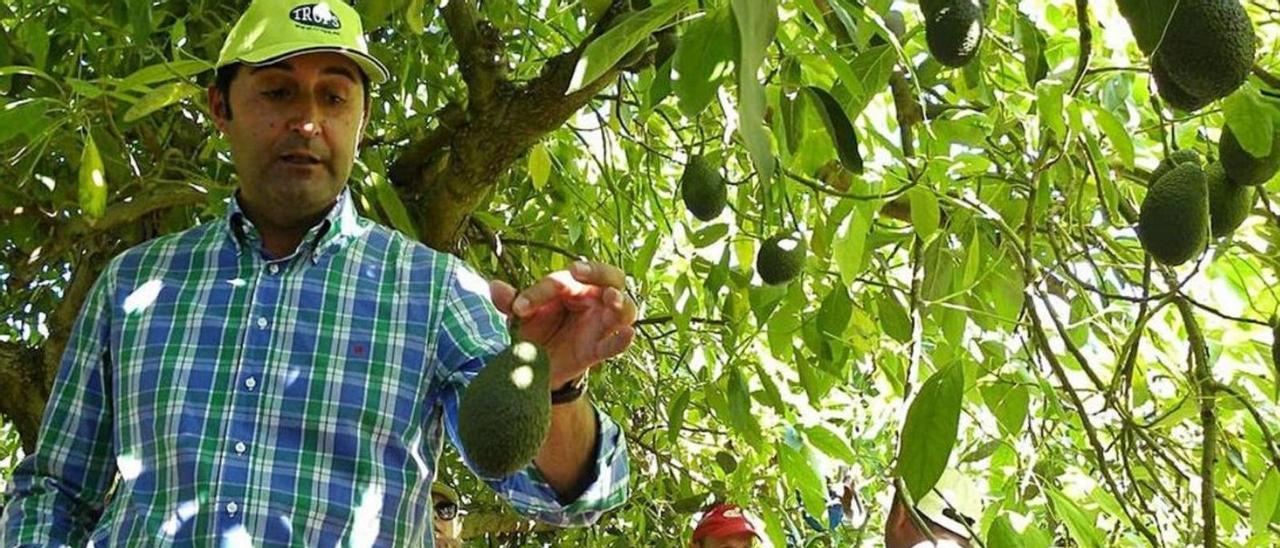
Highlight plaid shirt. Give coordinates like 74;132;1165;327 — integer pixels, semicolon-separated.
0;190;629;546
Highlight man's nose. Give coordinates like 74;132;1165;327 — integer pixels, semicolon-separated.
286;99;323;138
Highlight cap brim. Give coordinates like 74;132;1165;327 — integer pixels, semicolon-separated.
228;42;390;84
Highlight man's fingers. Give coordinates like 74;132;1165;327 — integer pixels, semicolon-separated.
512;271;587;317
570;261;627;290
489;280;518;315
594;325;636;361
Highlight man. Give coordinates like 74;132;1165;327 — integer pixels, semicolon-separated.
690;503;761;548
884;487;974;547
0;0;635;545
431;483;462;547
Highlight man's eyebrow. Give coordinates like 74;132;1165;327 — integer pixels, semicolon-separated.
250;62;359;84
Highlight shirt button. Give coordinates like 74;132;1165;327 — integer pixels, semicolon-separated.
235;441;247;454
268;264;280;275
257;317;268;329
226;501;239;515
244;377;257;390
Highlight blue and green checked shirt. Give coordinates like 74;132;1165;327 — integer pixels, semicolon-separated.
0;189;629;546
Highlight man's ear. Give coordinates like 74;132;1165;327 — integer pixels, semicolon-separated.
207;85;229;133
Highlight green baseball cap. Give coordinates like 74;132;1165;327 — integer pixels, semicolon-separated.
216;0;390;84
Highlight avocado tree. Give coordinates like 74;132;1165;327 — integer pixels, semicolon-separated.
3;0;1280;545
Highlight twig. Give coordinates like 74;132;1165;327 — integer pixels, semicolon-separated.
1068;0;1093;96
1253;64;1280;91
1171;296;1216;547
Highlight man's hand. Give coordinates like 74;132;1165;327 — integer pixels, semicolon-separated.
489;261;638;388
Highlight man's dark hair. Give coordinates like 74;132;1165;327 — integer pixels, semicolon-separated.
213;62;371;120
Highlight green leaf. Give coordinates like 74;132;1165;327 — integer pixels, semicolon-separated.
356;0;404;29
690;223;729;248
833;204;874;286
1253;468;1280;538
752;363;787;414
1017;14;1048;86
17;18;48;70
127;0;152;43
370;172;419;239
0;99;51;146
123;82;200;122
528;143;551;190
673;6;737;118
981;381;1030;436
78;133;108;224
845;44;896;120
908;187;941;239
119;60;212;90
987;515;1023;548
406;0;427;34
804;86;863;173
815;284;852;348
1224;83;1275;158
876;292;912;343
1089;104;1135;168
804;424;857;464
1036;80;1065;138
667;388;692;445
571;0;692;93
726;367;764;449
1046;486;1105;548
731;0;778;183
895;361;964;500
779;432;827;519
797;352;839;404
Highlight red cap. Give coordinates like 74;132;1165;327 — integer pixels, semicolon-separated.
692;504;761;541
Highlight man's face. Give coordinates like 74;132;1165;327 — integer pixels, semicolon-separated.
432;493;460;545
208;52;369;229
700;533;757;548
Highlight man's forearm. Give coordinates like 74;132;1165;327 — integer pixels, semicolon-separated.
532;395;598;500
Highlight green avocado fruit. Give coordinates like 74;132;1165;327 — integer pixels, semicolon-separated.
925;0;985;67
756;232;806;285
1138;163;1209;265
1150;148;1202;185
1206;162;1254;237
680;155;728;221
457;341;552;477
1219;126;1280;186
1148;0;1256;111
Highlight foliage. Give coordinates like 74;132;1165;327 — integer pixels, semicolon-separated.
3;0;1280;545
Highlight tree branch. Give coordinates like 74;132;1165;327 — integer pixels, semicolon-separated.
440;0;508;113
0;341;47;453
1171;296;1216;547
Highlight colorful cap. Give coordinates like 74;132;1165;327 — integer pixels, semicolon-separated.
692;504;761;541
216;0;390;84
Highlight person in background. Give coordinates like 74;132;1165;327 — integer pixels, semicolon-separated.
690;503;762;548
431;483;462;548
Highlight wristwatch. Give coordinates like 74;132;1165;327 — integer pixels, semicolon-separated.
551;371;588;405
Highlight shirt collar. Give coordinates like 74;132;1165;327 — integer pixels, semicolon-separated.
225;187;364;263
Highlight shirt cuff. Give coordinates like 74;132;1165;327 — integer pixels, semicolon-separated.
493;405;630;526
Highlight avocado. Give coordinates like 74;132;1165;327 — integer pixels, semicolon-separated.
1219;126;1280;186
680;155;728;221
1151;148;1202;185
1138;163;1209;265
756;232;806;285
1151;56;1212;111
457;341;552;477
925;0;984;67
1206;162;1254;237
1149;0;1256;111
